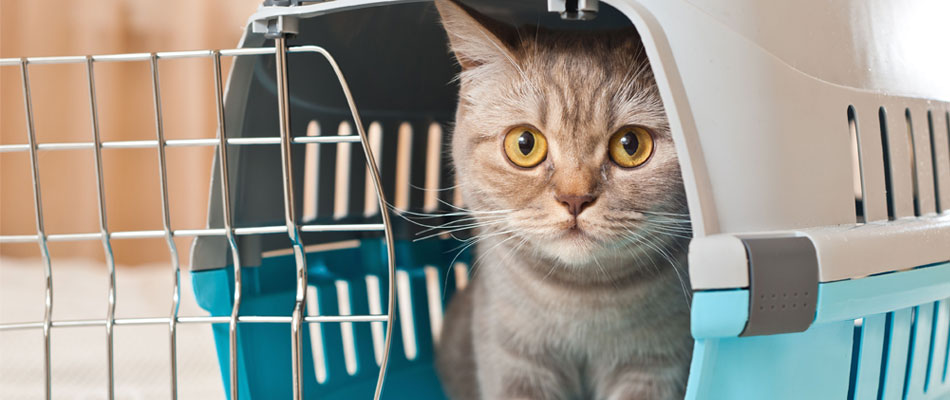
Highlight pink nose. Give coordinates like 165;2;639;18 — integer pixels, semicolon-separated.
555;194;596;217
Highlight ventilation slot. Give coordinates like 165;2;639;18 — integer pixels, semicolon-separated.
929;111;941;213
303;120;320;222
946;112;950;213
929;110;950;214
848;106;866;223
906;109;921;217
423;124;443;213
880;107;897;220
334;122;353;220
454;262;469;290
903;306;919;399
364;274;385;366
363;122;384;217
335;280;358;375
925;301;942;393
942;298;950;384
306;285;328;383
424;266;444;344
848;318;864;399
396;270;418;360
394;123;413;211
877;312;894;399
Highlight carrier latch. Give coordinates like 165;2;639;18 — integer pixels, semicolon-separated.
548;0;598;20
253;0;301;39
739;236;819;336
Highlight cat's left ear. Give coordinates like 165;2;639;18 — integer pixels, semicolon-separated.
435;0;519;71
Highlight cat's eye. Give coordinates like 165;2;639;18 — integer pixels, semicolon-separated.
609;126;654;168
504;126;547;168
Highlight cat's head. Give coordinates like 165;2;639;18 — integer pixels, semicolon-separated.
436;0;689;268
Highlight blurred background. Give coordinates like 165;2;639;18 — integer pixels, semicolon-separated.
1;1;267;397
1;0;260;266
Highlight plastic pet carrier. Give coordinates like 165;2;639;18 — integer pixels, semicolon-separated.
1;0;949;400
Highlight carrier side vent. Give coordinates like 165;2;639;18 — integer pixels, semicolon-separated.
739;236;819;337
928;110;950;214
880;107;898;221
848;106;866;223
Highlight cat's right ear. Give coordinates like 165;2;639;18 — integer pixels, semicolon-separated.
435;0;518;70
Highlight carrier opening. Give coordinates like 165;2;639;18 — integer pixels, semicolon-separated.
189;1;697;399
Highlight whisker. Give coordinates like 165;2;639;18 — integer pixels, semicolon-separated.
638;224;692;240
413;219;508;242
389;206;511;218
625;227;692;310
413;215;507;234
408;182;463;192
591;256;620;290
469;234;520;282
638;210;691;217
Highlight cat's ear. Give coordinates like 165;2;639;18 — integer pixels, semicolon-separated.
435;0;518;70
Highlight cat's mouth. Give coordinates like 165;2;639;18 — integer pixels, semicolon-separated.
542;221;605;264
560;219;592;240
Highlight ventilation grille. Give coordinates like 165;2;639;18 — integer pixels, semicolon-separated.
847;299;950;399
847;105;950;223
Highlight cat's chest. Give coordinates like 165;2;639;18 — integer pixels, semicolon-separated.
480;267;673;347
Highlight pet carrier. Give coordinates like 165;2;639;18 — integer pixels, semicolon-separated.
1;0;949;399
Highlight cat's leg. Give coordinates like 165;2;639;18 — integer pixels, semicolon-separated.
436;285;479;400
594;362;688;400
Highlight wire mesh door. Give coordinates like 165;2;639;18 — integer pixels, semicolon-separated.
0;43;397;400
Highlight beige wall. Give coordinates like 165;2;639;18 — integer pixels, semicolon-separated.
1;0;260;265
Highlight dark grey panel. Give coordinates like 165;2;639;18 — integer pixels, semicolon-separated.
740;236;819;337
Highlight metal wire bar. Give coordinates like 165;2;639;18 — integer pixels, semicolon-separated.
85;56;118;400
20;58;54;400
211;50;243;400
0;45;398;398
149;53;181;400
0;46;376;67
0;223;386;243
273;37;309;400
0;135;362;153
293;44;399;400
0;314;390;332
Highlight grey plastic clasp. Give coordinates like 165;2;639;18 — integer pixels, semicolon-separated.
739;236;819;337
253;15;300;39
548;0;598;20
253;0;301;39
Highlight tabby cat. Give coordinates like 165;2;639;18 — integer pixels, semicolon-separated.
434;1;693;399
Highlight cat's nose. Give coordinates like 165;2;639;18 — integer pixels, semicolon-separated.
556;194;596;217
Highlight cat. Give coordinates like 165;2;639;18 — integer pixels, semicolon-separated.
433;1;694;399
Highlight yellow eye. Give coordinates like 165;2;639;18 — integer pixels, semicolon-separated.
609;126;654;168
504;126;547;168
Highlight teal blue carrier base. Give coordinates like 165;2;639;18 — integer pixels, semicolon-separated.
194;239;950;399
688;261;950;400
193;238;468;400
